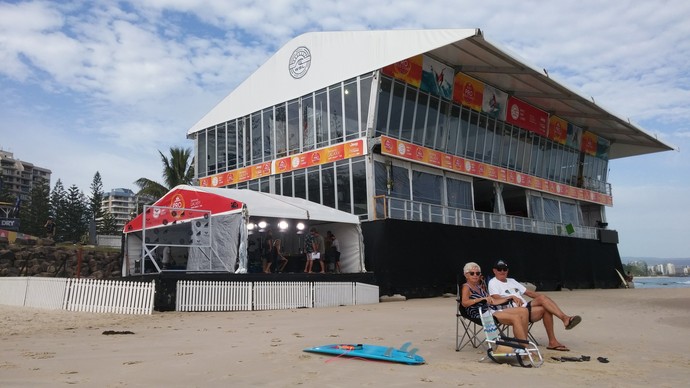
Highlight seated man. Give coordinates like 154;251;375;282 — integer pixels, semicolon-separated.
488;259;582;351
460;262;530;341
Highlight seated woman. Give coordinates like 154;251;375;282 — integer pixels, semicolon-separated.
460;262;530;341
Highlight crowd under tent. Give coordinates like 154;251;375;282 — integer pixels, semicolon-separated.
122;185;366;276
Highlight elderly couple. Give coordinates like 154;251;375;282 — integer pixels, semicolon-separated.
460;259;582;352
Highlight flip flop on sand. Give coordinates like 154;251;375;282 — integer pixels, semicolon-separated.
547;345;570;352
566;315;582;330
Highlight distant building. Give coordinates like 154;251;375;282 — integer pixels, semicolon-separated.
655;264;666;275
100;188;156;232
0;149;51;201
666;263;676;276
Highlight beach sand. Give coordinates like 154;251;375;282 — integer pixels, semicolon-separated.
1;287;689;387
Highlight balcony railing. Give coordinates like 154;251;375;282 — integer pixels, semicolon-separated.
373;195;598;240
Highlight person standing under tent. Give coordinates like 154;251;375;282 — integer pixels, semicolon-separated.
303;228;315;273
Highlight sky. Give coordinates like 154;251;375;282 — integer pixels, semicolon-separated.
1;0;689;258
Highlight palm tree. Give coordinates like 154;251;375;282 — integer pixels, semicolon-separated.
135;147;195;199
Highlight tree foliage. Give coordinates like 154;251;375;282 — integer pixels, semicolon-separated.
135;147;194;200
100;210;120;235
19;178;50;236
62;184;89;243
49;180;68;241
89;171;105;222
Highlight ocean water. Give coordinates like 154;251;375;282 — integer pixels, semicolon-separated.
632;276;690;289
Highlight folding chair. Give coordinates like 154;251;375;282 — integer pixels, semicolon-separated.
478;306;543;368
455;284;484;351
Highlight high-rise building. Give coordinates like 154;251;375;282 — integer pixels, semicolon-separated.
101;188;138;231
0;149;51;201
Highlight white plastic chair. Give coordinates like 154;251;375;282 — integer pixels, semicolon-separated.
478;306;543;368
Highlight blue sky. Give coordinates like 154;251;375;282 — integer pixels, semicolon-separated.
1;0;689;258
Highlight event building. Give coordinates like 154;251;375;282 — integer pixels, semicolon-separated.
185;29;673;297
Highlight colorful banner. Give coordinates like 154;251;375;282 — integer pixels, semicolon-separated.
548;116;568;144
380;135;612;206
597;136;611;159
274;138;366;174
566;123;582;150
452;72;484;111
199;161;272;188
420;56;454;99
381;54;422;88
581;131;598;156
481;85;508;120
124;187;244;233
506;96;548;136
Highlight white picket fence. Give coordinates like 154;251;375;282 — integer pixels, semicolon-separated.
176;280;379;312
0;277;155;315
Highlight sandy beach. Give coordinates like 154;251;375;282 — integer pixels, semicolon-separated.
1;287;689;387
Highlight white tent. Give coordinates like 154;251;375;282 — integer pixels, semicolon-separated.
122;185;365;275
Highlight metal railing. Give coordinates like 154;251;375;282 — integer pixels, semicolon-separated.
373;196;598;240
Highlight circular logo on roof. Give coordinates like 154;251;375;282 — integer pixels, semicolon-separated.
289;46;311;79
510;103;520;120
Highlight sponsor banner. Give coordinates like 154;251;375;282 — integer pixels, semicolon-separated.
482;85;508;120
506;96;548;136
597;136;611;159
380;135;612;206
274;138;366;174
566;123;582;150
453;72;484;111
581;131;598;156
381;54;423;88
0;218;19;231
420;56;454;99
548;116;568;144
124;187;244;233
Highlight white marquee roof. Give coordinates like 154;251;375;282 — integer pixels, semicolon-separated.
188;29;674;160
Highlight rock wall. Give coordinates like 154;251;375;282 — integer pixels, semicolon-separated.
0;239;122;279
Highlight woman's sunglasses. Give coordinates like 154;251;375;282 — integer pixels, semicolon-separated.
466;271;481;276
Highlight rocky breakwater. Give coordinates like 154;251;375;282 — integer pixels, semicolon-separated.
0;239;122;279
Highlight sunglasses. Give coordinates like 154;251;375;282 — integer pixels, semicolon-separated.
495;268;508;272
466;271;481;276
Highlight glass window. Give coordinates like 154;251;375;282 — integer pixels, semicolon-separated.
307;166;321;204
351;158;367;216
375;77;392;136
216;123;226;173
281;173;293;197
251;112;262;164
400;85;416;142
239;117;248;167
314;89;328;148
436;100;449;152
207;127;217;174
358;74;372;140
412;93;428;145
227;121;237;170
197;130;207;177
412;170;442;205
424;95;439;148
322;164;335;208
287;100;300;155
294;169;306;199
374;161;387;196
445;105;461;155
343;79;358;141
388;81;405;138
446;177;472;209
329;85;343;144
262;108;273;161
336;160;351;212
275;105;287;157
302;94;314;150
391;165;410;200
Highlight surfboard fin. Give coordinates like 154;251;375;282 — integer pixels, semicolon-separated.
406;348;419;358
383;347;394;357
399;342;412;352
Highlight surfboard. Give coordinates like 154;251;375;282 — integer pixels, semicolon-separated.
303;342;425;365
615;268;629;289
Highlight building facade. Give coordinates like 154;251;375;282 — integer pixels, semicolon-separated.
185;30;673;296
0;149;51;202
101;188;138;231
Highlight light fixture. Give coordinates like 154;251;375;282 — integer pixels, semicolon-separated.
247;223;255;230
296;222;305;231
278;220;289;231
258;221;267;229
